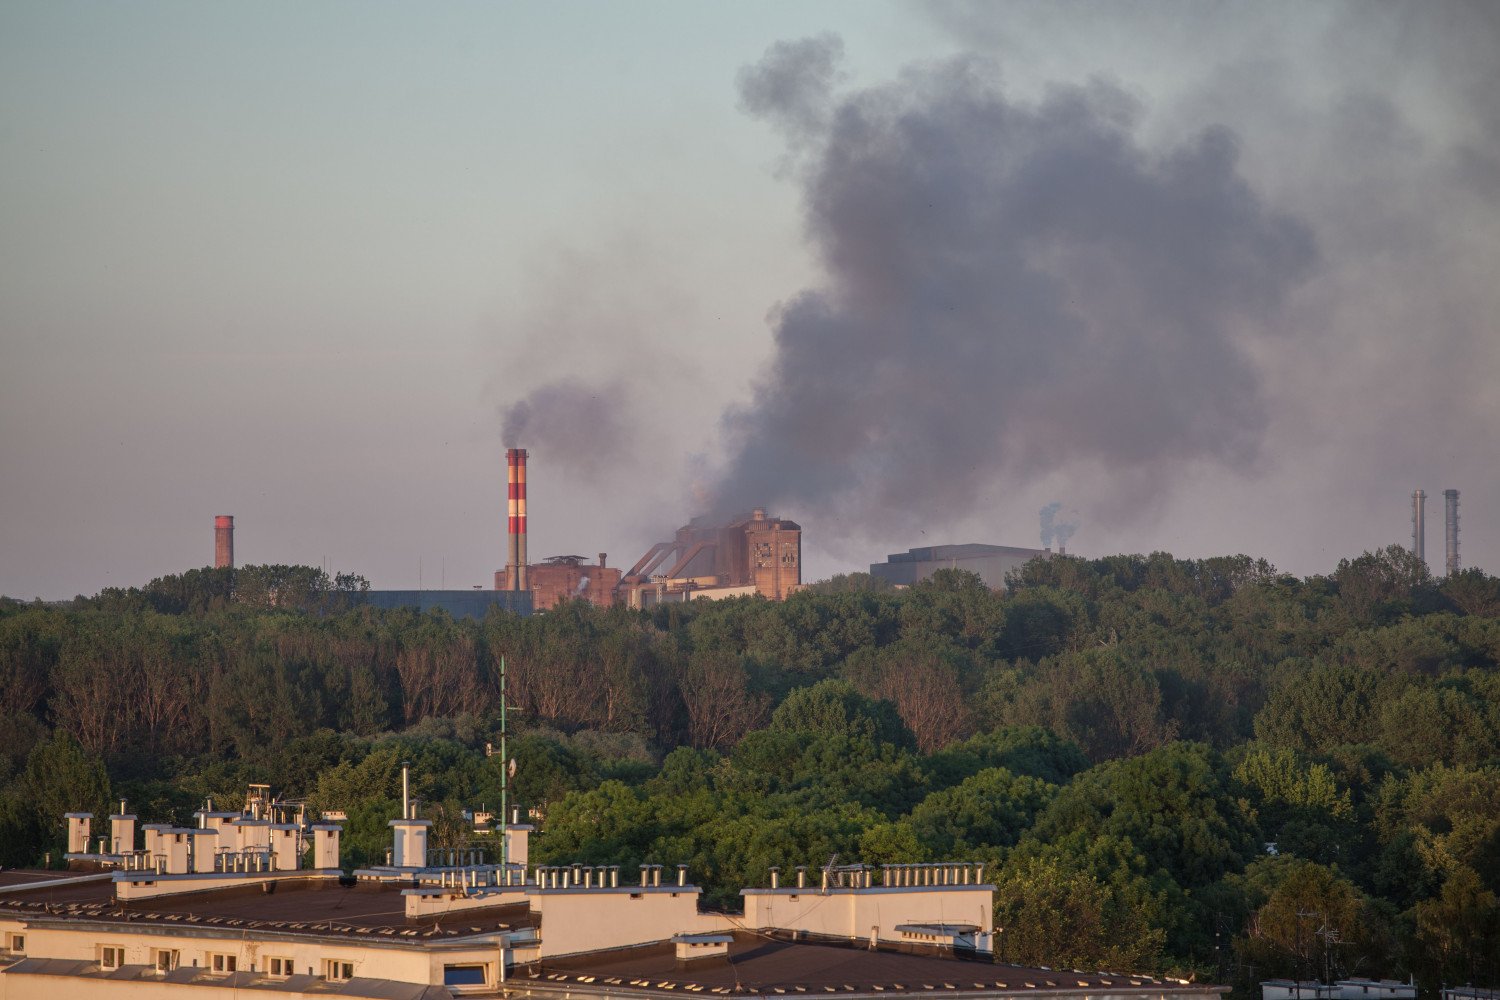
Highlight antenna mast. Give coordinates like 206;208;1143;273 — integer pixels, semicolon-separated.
500;655;508;871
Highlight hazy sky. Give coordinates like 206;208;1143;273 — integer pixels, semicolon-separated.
2;1;1496;599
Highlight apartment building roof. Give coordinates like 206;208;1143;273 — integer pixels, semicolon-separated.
526;931;1195;998
0;876;536;943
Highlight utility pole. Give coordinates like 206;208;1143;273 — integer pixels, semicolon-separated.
500;655;508;871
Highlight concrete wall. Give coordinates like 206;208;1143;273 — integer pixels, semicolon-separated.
353;590;533;620
115;870;337;901
404;884;528;919
870;544;1047;590
742;885;994;950
0;920;507;997
528;887;720;959
527;560;622;611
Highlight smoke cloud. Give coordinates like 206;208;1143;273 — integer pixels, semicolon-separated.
1039;501;1080;551
712;39;1316;540
501;378;632;477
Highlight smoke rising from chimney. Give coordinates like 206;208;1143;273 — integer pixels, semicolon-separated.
501;378;632;476
1040;501;1081;553
708;38;1316;539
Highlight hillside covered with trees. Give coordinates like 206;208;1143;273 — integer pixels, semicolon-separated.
2;547;1498;992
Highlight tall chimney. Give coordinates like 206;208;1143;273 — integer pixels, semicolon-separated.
1444;488;1460;576
506;449;529;591
1412;490;1426;564
214;515;234;569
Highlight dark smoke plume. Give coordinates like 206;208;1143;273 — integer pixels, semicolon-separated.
501;378;631;477
713;39;1316;537
1039;501;1081;551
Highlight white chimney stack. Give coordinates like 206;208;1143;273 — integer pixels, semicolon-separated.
187;829;217;873
313;825;341;869
65;812;92;854
109;801;136;856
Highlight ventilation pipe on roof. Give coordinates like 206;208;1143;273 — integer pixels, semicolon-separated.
677;864;688;887
769;867;780;889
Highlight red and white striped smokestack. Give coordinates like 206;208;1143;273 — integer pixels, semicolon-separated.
214;515;234;570
507;449;529;591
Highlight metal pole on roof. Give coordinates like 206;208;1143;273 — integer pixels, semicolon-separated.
500;655;508;871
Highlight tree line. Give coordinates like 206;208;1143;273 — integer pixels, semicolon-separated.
1;546;1498;993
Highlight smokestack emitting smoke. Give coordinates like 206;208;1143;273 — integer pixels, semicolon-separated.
707;37;1316;538
1040;502;1080;555
1444;488;1460;576
501;378;630;478
214;515;234;570
1040;502;1060;549
506;449;528;591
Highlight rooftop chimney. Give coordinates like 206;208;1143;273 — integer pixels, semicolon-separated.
1444;489;1460;576
214;515;234;569
505;449;529;591
1412;490;1426;564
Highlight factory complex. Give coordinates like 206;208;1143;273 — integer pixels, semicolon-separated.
0;786;1227;1000
868;544;1050;592
212;447;812;618
208;446;1473;619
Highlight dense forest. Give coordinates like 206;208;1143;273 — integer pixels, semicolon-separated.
2;548;1499;993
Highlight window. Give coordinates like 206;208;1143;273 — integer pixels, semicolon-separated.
444;964;489;987
153;949;179;973
324;959;355;982
6;934;23;953
267;957;295;977
208;952;237;974
100;946;125;970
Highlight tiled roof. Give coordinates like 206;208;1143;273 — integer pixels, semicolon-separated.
0;959;453;999
0;877;535;941
528;932;1198;997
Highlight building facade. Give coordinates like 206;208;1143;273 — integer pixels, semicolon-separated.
869;544;1049;591
0;794;1227;1000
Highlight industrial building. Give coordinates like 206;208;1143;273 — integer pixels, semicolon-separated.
869;544;1049;591
619;509;803;607
351;589;532;620
493;448;626;612
508;555;622;612
491;449;805;609
207;447;803;616
0;788;1228;1000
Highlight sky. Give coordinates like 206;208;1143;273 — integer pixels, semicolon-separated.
1;1;1496;600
